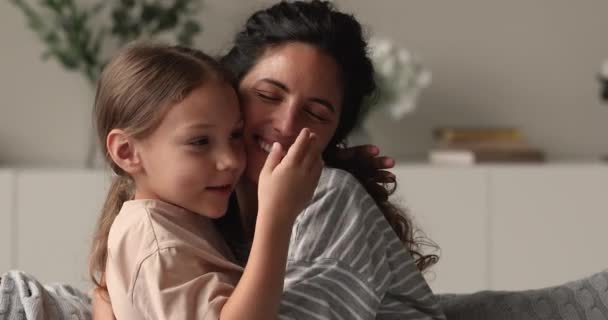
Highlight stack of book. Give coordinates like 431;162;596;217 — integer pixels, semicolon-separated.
429;127;545;165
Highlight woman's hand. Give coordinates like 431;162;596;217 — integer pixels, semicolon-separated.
334;144;395;184
90;288;115;320
257;128;323;226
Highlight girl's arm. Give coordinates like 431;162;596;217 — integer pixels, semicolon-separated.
91;288;115;320
220;128;323;320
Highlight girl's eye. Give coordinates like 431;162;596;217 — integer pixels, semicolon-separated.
231;129;243;140
190;137;209;146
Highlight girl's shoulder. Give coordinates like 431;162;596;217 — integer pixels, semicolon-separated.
108;199;234;264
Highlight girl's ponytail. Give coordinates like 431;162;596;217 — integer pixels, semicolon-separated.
89;175;133;289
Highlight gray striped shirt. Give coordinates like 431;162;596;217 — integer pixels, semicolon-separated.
279;168;446;320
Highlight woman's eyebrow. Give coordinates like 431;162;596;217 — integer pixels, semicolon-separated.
257;78;288;91
255;78;335;113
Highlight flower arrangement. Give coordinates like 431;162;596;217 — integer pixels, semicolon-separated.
10;0;203;167
359;37;431;127
599;59;608;101
11;0;202;86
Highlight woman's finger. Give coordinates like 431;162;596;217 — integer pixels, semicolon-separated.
370;156;395;170
334;144;379;161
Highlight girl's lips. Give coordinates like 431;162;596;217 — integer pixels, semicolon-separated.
206;185;233;196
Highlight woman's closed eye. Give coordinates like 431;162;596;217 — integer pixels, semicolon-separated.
255;90;281;102
306;109;328;122
189;137;209;146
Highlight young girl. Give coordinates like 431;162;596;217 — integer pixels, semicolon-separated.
88;43;323;319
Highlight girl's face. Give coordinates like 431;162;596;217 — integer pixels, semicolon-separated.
239;42;343;184
134;81;245;218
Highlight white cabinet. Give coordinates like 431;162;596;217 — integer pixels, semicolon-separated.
392;166;488;294
394;163;608;294
489;165;608;290
0;170;14;272
15;170;110;289
1;165;607;293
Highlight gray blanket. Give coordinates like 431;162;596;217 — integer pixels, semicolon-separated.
0;271;91;320
439;270;608;320
1;269;607;319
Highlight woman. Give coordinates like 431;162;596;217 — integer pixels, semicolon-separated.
90;1;608;319
95;0;445;319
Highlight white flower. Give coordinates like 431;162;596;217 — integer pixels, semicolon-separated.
366;36;431;121
601;59;608;79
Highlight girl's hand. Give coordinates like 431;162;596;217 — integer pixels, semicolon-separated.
257;128;323;226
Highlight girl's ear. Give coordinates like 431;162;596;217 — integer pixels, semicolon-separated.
106;129;143;175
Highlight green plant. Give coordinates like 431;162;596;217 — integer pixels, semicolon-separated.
11;0;202;86
11;0;203;167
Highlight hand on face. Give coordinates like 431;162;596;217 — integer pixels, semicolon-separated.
257;128;323;226
238;42;342;185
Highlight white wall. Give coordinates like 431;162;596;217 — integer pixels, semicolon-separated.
2;0;608;167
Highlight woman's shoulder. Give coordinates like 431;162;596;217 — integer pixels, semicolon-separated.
301;167;377;222
316;167;367;196
292;167;390;258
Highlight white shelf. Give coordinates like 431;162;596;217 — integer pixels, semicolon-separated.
392;164;608;293
1;165;607;293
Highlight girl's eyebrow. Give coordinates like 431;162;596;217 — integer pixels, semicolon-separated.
185;118;242;130
184;123;214;129
255;78;336;113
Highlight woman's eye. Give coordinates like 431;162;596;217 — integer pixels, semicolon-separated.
306;109;328;122
190;137;209;146
256;91;281;102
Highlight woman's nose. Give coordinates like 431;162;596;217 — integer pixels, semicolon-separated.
274;101;301;138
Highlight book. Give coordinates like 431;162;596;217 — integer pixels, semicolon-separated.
429;149;475;165
429;147;545;164
433;127;522;143
430;126;545;164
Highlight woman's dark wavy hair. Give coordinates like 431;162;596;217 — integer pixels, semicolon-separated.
220;0;438;271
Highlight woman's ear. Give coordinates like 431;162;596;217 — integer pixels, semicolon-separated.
106;129;143;175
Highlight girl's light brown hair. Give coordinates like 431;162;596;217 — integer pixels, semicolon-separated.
89;43;234;290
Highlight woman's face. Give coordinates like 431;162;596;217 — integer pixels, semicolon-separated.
238;42;343;184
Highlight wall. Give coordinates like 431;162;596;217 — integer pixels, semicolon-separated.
2;0;608;167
